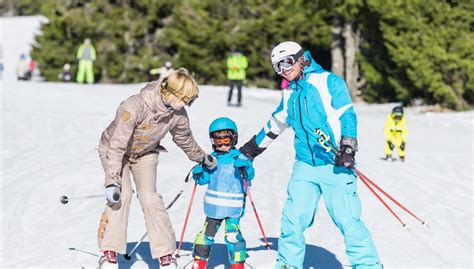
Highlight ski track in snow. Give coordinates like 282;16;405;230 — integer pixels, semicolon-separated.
1;16;473;269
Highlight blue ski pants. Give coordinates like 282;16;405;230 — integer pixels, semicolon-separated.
276;161;382;269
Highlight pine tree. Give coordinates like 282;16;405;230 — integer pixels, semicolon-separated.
359;0;473;110
31;0;176;83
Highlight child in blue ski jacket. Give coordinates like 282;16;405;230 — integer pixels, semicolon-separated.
190;117;254;269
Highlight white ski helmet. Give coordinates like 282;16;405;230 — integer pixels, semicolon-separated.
271;41;304;65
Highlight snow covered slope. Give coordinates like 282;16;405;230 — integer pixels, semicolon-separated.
1;16;472;269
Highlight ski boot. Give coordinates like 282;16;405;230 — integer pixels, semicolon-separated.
98;250;118;269
384;154;393;161
160;254;178;269
400;156;405;162
191;258;208;269
230;262;245;269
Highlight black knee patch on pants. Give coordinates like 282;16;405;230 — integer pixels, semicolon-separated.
194;244;211;259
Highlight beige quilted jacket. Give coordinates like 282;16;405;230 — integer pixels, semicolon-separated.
99;80;205;185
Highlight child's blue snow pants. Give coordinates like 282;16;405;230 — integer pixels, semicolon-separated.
276;161;382;269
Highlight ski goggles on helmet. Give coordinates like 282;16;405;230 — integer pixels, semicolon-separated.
272;50;304;75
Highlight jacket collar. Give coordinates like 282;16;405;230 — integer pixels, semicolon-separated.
140;80;172;114
302;50;325;75
289;51;325;91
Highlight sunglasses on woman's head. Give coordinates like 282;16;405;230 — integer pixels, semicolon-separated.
162;78;198;107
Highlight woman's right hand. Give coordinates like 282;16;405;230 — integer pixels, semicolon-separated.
201;154;217;170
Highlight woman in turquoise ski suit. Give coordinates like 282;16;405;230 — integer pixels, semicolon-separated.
240;41;382;269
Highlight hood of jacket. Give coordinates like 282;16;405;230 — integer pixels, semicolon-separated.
139;79;170;114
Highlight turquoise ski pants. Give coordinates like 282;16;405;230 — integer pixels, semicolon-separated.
276;161;382;269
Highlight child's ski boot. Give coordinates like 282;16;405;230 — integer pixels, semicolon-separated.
191;258;208;269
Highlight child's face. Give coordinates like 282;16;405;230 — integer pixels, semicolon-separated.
211;131;234;152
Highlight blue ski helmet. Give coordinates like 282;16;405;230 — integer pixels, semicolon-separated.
208;117;238;146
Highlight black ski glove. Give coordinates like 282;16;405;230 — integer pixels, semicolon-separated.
400;141;406;151
335;137;358;169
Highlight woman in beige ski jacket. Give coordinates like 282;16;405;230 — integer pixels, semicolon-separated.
97;68;216;268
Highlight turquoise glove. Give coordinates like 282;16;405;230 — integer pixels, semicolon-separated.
192;165;210;185
234;154;255;181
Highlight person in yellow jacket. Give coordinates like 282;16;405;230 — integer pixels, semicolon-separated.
384;106;408;161
226;51;248;107
76;38;96;84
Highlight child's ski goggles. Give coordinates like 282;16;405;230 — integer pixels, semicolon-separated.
212;136;232;146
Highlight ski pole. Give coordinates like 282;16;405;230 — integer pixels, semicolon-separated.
240;168;271;250
123;180;193;260
175;182;198;258
61;190;138;205
60;194;104;204
358;175;407;228
314;129;428;227
124;166;196;260
355;169;429;227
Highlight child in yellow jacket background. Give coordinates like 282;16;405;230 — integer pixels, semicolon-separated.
384;106;408;161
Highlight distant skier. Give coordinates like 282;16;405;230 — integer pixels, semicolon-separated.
96;68;217;269
383;106;408;161
150;60;175;80
17;53;31;80
227;51;248;107
240;41;383;269
76;38;96;84
57;63;72;82
190;117;254;269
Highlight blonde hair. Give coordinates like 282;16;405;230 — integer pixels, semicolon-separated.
161;68;199;103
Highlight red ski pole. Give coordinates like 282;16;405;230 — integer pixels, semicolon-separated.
355;169;429;227
358;175;407;228
240;168;271;250
313;130;429;228
176;182;198;258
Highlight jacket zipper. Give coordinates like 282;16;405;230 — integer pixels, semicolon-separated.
296;83;315;166
292;100;296;119
304;97;309;116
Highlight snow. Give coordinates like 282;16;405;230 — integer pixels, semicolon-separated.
1;16;473;269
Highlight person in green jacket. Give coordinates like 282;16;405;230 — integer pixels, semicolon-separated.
76;38;96;84
226;51;248;107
